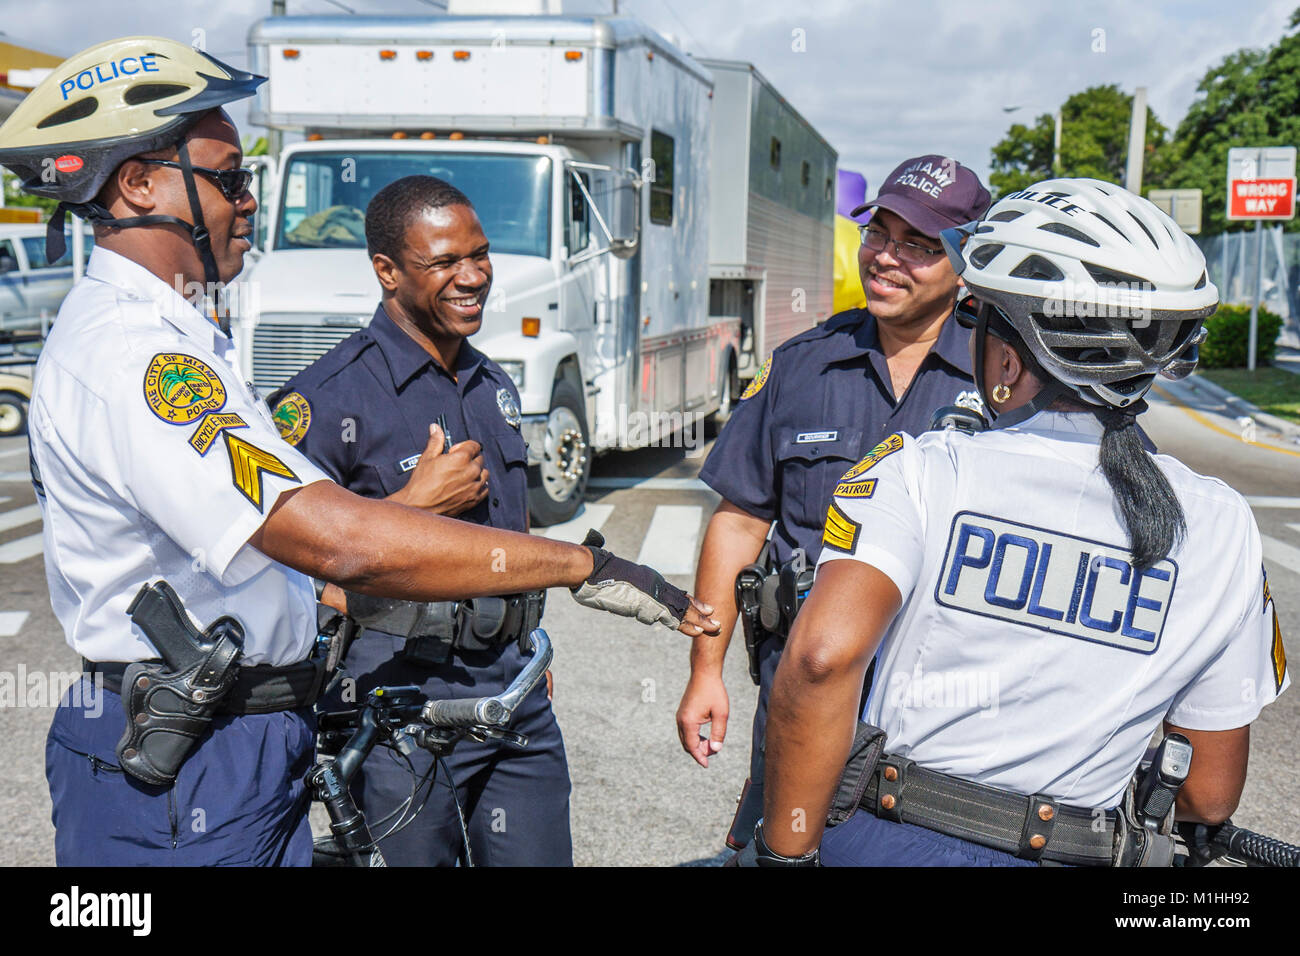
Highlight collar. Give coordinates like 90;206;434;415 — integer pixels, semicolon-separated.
1003;409;1106;440
368;303;484;390
84;246;224;348
828;308;972;375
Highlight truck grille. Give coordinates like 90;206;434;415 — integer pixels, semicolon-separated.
251;324;357;391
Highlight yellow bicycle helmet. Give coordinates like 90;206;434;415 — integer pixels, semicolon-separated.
0;37;264;328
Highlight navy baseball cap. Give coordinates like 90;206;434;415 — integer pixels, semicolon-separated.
851;155;991;238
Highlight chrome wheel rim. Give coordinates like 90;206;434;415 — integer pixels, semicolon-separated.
541;405;588;502
0;402;20;434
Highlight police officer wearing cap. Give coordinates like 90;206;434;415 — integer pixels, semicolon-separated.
271;175;577;866
1;39;715;866
675;156;991;848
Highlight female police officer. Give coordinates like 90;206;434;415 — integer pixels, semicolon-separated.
748;178;1289;866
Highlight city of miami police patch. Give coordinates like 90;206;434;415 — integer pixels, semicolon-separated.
740;356;771;400
143;353;227;425
272;392;313;446
841;432;904;481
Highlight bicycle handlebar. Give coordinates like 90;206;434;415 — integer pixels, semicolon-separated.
420;628;552;729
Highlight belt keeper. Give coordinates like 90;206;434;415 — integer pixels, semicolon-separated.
1018;793;1059;861
876;756;907;823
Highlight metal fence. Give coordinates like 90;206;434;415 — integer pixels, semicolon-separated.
1195;228;1300;347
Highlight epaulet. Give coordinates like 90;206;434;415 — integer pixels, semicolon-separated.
293;327;373;393
773;309;867;355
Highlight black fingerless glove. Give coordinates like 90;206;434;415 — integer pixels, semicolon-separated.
569;529;690;627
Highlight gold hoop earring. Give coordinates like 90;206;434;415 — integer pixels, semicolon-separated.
991;383;1012;404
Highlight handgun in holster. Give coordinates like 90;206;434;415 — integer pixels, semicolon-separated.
1114;732;1192;866
735;563;768;686
776;558;816;631
115;581;244;786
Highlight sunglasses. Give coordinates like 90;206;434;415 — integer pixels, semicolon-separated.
140;159;255;201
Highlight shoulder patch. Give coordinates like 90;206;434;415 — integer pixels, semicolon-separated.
833;478;877;499
823;500;862;553
1264;569;1287;693
841;432;905;481
143;353;227;425
740;356;771;401
224;432;299;513
272;392;313;446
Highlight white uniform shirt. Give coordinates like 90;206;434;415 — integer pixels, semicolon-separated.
29;247;332;666
818;411;1289;810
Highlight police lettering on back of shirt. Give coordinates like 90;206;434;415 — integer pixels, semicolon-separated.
819;416;1289;810
269;305;530;533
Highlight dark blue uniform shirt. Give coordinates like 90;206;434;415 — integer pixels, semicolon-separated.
700;308;975;565
269;304;529;533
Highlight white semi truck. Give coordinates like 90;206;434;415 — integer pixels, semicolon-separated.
239;12;835;523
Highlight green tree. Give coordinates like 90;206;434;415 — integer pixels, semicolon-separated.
989;85;1170;199
1165;9;1300;234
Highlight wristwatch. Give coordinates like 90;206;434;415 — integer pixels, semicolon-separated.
752;820;821;867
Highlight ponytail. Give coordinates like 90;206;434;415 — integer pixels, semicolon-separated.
1095;407;1186;570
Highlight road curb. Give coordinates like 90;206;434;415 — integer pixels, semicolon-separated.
1183;373;1300;441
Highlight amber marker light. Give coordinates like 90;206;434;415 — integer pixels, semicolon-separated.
282;48;300;59
565;50;583;61
453;50;471;61
416;50;433;61
522;318;541;337
392;131;408;139
420;131;436;140
379;49;397;61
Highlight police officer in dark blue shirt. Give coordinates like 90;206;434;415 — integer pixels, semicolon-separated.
272;176;586;865
674;156;991;849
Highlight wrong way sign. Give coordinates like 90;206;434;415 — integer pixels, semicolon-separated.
1227;146;1296;221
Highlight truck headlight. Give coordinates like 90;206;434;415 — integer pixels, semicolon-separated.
498;361;525;388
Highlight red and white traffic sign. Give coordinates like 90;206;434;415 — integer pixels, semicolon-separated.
1228;178;1295;219
1227;147;1297;221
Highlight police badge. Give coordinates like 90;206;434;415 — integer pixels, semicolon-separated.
497;388;522;429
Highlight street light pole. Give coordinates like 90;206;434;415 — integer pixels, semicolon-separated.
1125;86;1147;194
1053;109;1062;176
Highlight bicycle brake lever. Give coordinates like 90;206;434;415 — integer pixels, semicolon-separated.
466;726;529;749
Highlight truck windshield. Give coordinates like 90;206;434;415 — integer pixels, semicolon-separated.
274;151;552;259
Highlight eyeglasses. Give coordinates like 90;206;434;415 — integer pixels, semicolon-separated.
140;160;255;201
859;224;944;265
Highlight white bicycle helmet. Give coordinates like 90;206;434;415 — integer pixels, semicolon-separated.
942;178;1217;410
0;37;264;329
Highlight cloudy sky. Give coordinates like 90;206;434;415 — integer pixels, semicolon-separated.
8;0;1296;196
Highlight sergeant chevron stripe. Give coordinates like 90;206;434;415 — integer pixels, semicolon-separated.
223;432;298;512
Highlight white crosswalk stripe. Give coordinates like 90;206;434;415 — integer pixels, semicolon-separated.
535;503;615;543
0;503;40;533
636;505;704;575
0;500;43;564
1263;535;1300;578
0;534;42;564
0;611;29;637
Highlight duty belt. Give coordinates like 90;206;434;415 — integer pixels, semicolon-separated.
860;754;1116;866
402;589;546;665
84;656;326;715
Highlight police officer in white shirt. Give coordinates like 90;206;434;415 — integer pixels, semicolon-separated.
0;37;717;866
744;179;1289;866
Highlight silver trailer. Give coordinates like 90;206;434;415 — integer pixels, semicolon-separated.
698;58;837;382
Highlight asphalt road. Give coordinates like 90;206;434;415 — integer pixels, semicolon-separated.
1;373;1297;866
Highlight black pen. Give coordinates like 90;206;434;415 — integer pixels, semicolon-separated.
435;413;452;453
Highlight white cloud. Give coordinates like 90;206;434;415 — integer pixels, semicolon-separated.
9;0;1297;195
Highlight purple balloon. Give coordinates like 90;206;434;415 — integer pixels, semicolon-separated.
837;169;871;223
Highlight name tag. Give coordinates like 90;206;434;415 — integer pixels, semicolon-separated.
935;512;1177;654
796;430;838;444
399;454;421;473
